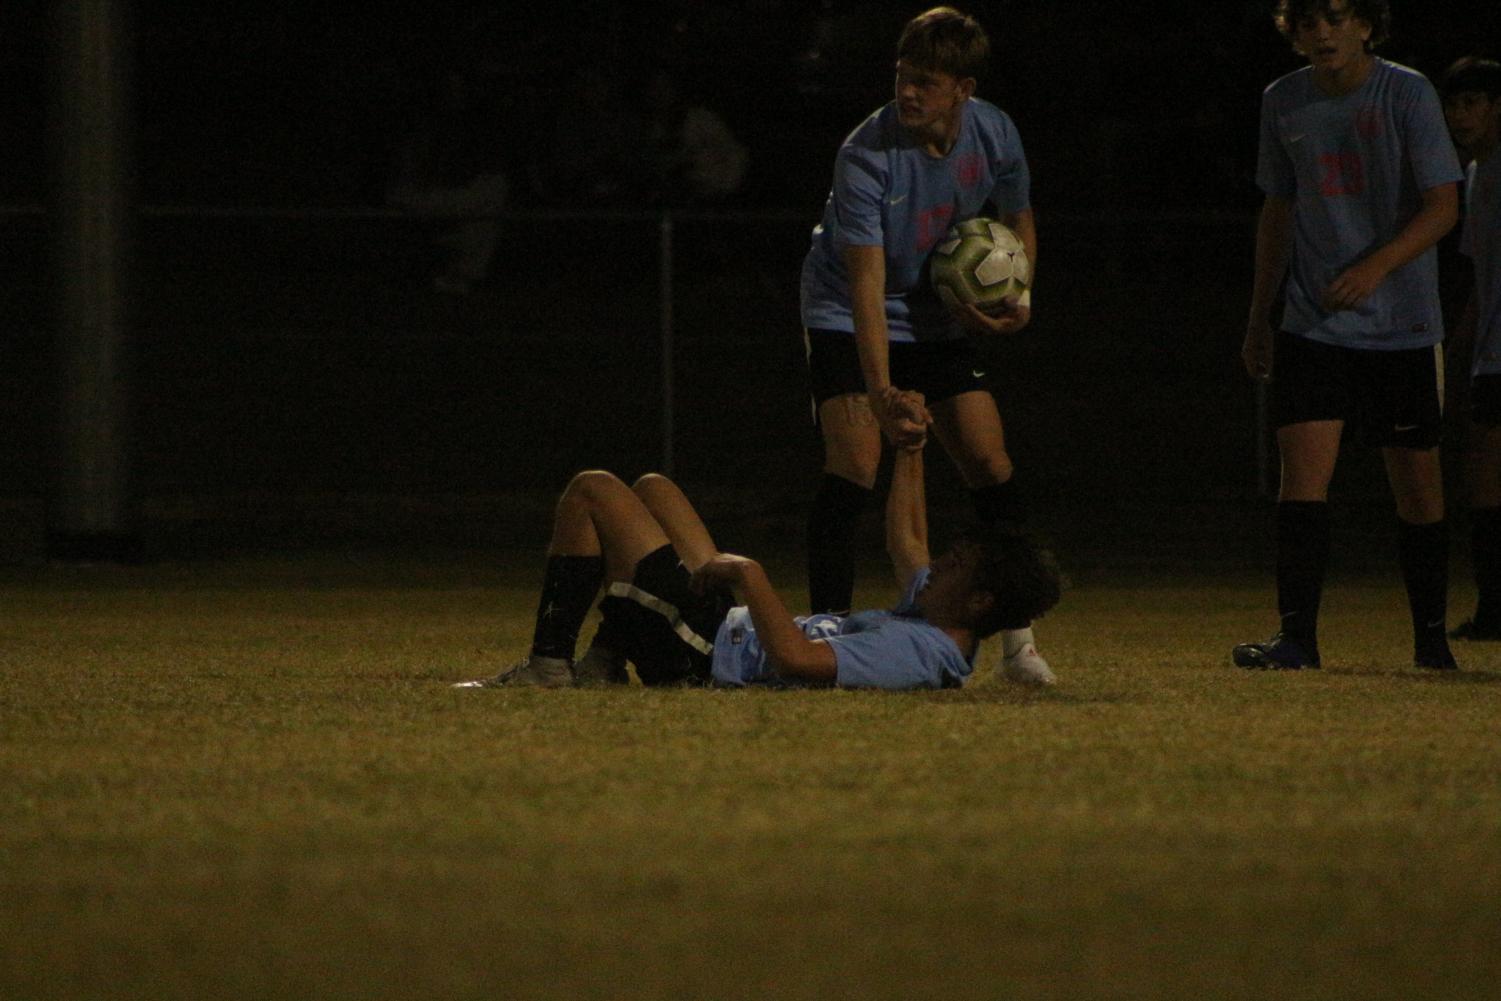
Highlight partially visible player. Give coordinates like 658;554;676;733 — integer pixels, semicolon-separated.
1235;0;1464;670
452;391;1061;691
1441;57;1501;639
799;6;1052;683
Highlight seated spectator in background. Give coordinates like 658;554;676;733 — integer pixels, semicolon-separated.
387;67;509;294
640;68;749;206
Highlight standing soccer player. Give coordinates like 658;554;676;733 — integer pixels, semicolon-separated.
1236;0;1463;670
1441;57;1501;639
799;6;1053;683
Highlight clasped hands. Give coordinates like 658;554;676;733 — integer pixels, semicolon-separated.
871;386;931;451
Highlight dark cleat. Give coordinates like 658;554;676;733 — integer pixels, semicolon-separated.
1447;619;1501;642
1414;642;1459;671
1232;633;1320;670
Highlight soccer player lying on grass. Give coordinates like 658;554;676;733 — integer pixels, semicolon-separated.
454;390;1061;690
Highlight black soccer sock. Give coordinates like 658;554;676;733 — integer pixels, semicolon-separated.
970;477;1025;527
1470;506;1501;626
807;473;874;615
1398;517;1449;652
587;592;631;655
1275;500;1331;649
529;554;604;661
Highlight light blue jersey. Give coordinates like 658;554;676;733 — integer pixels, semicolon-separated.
1462;154;1501;376
710;567;974;690
800;98;1031;343
1257;59;1463;350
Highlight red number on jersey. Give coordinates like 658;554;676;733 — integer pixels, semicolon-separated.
1318;152;1365;197
916;205;955;251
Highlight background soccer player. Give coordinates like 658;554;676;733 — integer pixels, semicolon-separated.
1441;56;1501;639
1236;0;1464;670
799;6;1052;683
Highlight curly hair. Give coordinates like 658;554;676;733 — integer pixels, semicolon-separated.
961;525;1063;639
897;7;991;82
1273;0;1391;53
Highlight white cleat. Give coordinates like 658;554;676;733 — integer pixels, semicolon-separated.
1001;642;1056;686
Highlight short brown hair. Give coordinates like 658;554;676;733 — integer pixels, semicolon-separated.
897;7;991;82
1273;0;1391;53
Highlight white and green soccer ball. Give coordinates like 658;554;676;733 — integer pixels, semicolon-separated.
929;218;1031;315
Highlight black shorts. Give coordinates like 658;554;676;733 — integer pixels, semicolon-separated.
1472;375;1501;428
596;545;733;687
804;328;986;411
1272;330;1443;449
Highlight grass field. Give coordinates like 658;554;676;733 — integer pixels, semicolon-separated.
4;544;1501;1001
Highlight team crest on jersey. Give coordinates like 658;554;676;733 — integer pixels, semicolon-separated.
955;152;984;188
1355;105;1381;139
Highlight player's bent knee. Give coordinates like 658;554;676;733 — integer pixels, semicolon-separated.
631;472;673;496
565;469;626;502
966;455;1014;486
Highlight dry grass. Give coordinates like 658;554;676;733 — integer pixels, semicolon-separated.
3;554;1500;1001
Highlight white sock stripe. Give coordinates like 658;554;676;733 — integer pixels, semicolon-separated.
1434;343;1445;417
606;581;716;655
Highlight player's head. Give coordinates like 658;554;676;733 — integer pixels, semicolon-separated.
1273;0;1390;56
1442;57;1501;157
897;7;990;83
893;8;988;138
921;526;1062;640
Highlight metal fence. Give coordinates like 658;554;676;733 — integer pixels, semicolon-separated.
3;204;1265;517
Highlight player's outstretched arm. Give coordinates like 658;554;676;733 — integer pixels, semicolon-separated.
1322;183;1458;311
885;426;929;592
1244;195;1293;381
691;555;838;681
844;244;927;448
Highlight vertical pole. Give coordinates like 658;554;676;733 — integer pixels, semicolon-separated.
1256;381;1273;498
659;211;675;477
49;0;138;559
1252;215;1274;499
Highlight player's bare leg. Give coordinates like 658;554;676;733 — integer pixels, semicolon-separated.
1382;446;1456;668
550;470;670;582
1277;419;1342;502
1382;446;1445;524
1466;423;1501;508
456;470;670;689
930;390;1051;683
631;473;718;571
820;394;885;488
1455;423;1501;638
929;390;1014;488
1235;419;1343;670
808;394;883;614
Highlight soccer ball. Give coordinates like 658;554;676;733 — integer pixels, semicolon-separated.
929;218;1030;315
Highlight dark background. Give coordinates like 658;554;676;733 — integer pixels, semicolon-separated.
2;2;1498;562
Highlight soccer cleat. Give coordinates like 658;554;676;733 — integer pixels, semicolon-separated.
1001;642;1056;686
573;645;629;686
1447;618;1501;641
1232;633;1320;669
451;655;573;689
1414;642;1458;671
